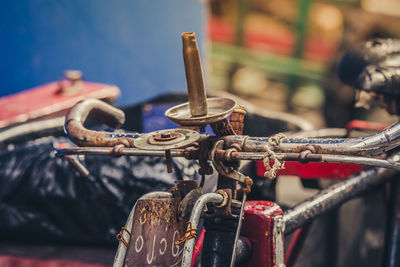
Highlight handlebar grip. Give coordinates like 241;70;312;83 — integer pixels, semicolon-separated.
65;99;135;147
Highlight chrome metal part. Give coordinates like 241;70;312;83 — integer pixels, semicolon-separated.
220;151;400;171
134;129;200;150
63;155;90;177
181;192;224;267
165;97;237;126
274;216;285;267
113;191;173;267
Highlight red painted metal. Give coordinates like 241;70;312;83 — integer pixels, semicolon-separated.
191;228;205;267
0;81;120;129
284;223;312;267
346;120;388;133
256;160;366;179
241;201;283;267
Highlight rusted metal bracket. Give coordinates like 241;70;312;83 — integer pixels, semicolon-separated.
205;189;235;219
211;140;250;185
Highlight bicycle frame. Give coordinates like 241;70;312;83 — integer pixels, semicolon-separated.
57;32;400;267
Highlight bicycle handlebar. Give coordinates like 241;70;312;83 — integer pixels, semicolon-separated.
65;99;138;147
223;121;400;156
64;99;400;158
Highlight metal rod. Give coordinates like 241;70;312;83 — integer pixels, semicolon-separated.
182;32;208;117
181;192;224;267
56;147;185;157
58;146;400;172
223;120;400;156
224;151;400;171
230;191;247;267
283;162;397;234
113;191;173;267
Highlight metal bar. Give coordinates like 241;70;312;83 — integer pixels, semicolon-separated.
230;191;248;267
65;99;138;147
113;191;173;267
223;120;400;156
283;164;397;234
182;32;208;117
56;147;185;157
226;151;400;172
181;192;224;267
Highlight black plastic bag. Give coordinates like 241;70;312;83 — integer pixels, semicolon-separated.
0;136;200;245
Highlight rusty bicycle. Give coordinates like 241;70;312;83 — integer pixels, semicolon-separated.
57;35;400;267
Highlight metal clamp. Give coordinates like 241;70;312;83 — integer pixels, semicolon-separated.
116;227;131;247
210;140;250;184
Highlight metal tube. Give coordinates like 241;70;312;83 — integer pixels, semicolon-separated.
182;32;208;117
230;192;247;267
320;154;400;170
65;99;137;147
181;192;224;267
56;147;184;157
113;191;173;267
226;151;400;171
283;164;397;234
223;120;400;156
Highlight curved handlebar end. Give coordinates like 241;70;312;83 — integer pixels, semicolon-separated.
65;99;135;147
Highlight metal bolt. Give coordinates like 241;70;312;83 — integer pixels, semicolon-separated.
64;70;83;82
161;133;171;138
275;217;285;233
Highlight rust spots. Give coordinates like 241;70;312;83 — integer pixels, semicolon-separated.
124;198;188;266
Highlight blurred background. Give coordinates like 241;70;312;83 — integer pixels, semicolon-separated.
2;0;400;128
207;0;400;128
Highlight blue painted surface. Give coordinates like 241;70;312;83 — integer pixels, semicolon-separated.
0;1;206;106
